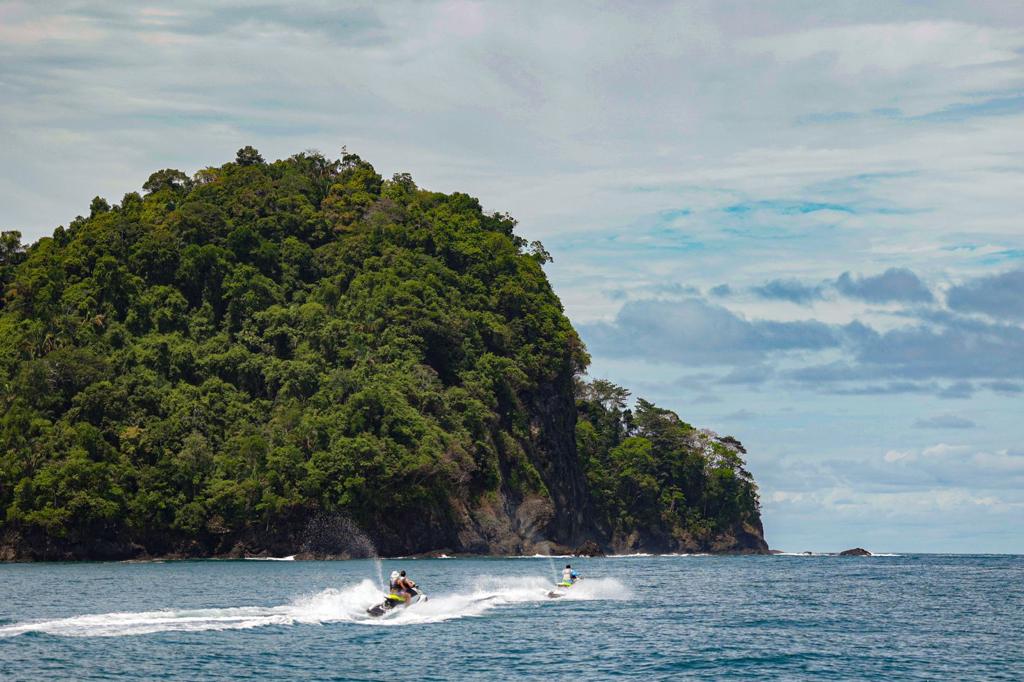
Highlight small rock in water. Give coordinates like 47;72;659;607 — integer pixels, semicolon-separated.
839;547;872;556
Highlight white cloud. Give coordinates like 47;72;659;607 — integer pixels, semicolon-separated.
748;21;1024;73
885;449;914;463
921;443;970;458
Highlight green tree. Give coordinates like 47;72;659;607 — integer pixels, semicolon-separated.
235;145;265;166
143;169;191;195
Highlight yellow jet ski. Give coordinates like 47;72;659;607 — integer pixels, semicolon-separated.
367;586;427;617
547;580;580;598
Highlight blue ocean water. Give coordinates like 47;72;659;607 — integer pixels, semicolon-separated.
1;554;1021;680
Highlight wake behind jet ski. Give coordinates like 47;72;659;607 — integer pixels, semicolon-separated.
548;564;581;598
368;570;427;617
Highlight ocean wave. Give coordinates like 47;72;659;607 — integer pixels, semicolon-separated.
774;552;830;557
659;553;712;557
606;553;655;558
512;552;714;559
0;575;629;638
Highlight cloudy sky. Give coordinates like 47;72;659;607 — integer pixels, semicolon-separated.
2;1;1022;552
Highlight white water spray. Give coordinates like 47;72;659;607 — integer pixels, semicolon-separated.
0;575;629;638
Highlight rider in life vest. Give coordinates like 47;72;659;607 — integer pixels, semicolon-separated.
389;570;417;601
561;564;579;585
389;571;401;593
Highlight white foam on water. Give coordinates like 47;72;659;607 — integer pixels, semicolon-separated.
775;552;829;557
0;607;297;638
607;553;654;558
550;577;631;601
244;555;296;561
0;575;630;638
660;553;712;557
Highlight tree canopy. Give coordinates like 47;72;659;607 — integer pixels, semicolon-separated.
576;383;761;550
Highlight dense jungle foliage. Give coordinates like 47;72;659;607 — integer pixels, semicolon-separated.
576;380;761;548
0;147;761;557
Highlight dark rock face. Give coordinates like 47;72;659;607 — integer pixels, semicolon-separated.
375;374;597;558
526;376;594;547
1;528;147;562
839;547;872;556
283;375;595;559
606;517;769;556
715;518;770;554
574;541;604;557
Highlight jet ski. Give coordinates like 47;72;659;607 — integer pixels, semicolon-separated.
547;580;577;598
367;586;427;617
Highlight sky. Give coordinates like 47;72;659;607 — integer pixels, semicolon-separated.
1;1;1022;552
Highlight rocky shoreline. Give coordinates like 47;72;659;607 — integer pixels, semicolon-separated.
0;520;768;562
0;543;770;563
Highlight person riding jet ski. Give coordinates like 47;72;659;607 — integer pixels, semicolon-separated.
561;564;579;585
548;564;581;598
394;570;418;598
368;569;426;616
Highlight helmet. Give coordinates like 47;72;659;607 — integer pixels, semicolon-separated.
390;571;399;580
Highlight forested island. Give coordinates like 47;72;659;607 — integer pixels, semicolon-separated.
0;148;766;560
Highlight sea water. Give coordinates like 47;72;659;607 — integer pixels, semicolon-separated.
1;554;1021;679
